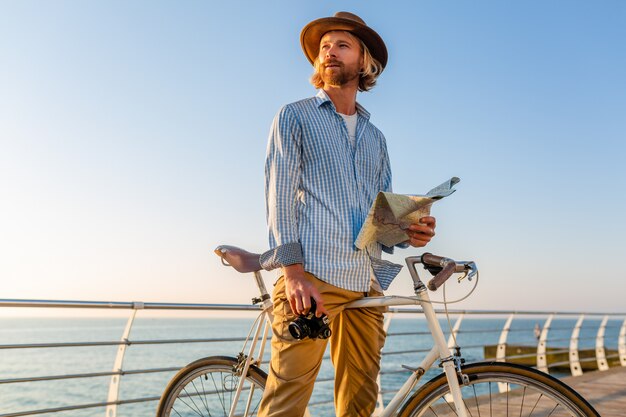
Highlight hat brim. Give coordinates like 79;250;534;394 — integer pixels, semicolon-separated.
300;16;388;71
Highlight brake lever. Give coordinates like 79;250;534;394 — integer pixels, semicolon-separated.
457;262;477;283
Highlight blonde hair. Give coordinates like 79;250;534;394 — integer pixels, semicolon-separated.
310;31;383;92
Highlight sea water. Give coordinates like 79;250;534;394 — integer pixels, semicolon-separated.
0;316;617;416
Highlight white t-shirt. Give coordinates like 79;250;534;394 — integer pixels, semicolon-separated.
339;112;358;149
339;112;383;293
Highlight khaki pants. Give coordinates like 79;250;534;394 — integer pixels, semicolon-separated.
258;273;386;417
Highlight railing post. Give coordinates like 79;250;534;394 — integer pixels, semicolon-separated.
447;313;464;348
496;314;515;393
569;315;585;376
537;314;554;374
618;319;626;366
105;302;143;417
596;315;610;371
496;314;515;362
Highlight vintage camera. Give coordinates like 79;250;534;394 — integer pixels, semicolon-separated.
288;298;332;340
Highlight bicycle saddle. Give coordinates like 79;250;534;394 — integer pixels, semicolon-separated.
214;245;262;273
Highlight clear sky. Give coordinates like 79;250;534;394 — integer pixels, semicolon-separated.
1;1;625;314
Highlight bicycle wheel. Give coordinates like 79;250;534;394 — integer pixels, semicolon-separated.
398;362;599;417
156;355;267;417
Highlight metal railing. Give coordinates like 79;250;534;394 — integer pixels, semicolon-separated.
1;298;624;417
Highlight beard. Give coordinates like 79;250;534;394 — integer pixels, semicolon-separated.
321;60;360;87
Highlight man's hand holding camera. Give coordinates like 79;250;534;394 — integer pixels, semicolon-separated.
288;298;331;340
283;263;329;318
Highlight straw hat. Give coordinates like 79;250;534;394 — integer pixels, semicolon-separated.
300;11;388;71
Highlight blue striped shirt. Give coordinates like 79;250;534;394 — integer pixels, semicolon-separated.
261;90;402;292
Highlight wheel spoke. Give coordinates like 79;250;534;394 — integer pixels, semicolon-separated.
461;397;475;417
228;375;234;415
528;393;543;417
176;386;204;416
489;382;493;417
472;384;482;417
210;371;227;414
546;403;560;417
442;395;459;416
506;382;509;416
428;405;442;417
198;374;213;417
188;379;210;416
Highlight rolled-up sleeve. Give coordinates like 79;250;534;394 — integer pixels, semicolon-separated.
262;106;304;270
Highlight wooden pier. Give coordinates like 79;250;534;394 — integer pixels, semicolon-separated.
561;366;626;417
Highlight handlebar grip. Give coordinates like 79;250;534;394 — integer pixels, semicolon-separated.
422;253;467;272
426;261;456;291
422;252;445;266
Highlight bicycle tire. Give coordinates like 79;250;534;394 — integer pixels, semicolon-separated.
398;361;599;417
156;355;267;417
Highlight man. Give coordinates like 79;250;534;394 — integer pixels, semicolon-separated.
259;12;437;417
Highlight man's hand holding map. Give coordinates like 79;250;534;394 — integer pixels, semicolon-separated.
355;177;460;249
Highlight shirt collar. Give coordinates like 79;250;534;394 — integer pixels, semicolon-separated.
315;89;371;120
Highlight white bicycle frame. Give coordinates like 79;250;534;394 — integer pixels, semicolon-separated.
228;257;471;417
347;293;468;417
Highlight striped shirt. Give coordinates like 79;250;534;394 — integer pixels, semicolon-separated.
260;90;402;292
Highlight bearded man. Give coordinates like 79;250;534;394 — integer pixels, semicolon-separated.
258;12;437;417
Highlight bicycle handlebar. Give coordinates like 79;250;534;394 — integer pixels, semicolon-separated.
417;253;478;291
425;259;456;291
214;244;477;294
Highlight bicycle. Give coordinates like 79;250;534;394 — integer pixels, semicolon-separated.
156;245;600;417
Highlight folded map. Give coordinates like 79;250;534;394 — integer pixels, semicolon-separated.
355;177;460;249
